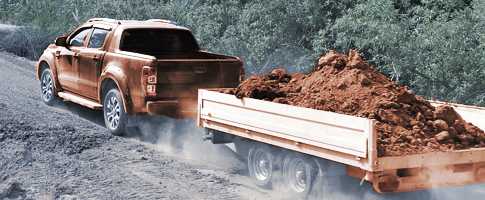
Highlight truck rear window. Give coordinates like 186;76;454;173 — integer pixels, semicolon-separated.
120;29;199;55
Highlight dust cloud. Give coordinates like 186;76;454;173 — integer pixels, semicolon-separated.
134;117;244;170
130;118;485;200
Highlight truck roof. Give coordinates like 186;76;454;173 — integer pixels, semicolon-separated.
70;18;194;53
84;18;189;31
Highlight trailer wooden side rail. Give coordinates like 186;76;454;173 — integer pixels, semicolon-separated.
197;89;485;194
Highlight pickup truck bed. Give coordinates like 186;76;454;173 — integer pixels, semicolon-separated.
197;89;485;193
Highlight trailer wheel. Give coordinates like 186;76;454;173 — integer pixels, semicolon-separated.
248;144;275;188
282;153;317;198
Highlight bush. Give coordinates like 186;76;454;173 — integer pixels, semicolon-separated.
0;27;54;60
312;0;485;105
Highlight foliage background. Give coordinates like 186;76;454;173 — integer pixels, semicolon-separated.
0;0;484;105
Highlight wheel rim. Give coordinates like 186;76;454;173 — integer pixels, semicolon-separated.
105;95;121;130
286;157;310;193
251;148;272;181
41;72;53;102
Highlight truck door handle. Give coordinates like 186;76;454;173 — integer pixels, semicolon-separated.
72;52;79;58
55;51;61;58
92;55;100;61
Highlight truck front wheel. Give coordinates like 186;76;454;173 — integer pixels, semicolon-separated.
103;88;127;136
40;68;58;105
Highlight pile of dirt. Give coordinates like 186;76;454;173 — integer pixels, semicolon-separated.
223;50;485;157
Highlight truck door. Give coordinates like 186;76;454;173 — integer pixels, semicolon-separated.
55;28;92;92
78;28;110;99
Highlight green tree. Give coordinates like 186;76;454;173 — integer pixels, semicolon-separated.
312;0;485;105
1;0;484;105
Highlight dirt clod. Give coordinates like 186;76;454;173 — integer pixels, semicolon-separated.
226;50;485;157
435;131;450;142
433;120;449;131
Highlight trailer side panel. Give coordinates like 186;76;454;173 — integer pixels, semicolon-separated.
198;90;372;158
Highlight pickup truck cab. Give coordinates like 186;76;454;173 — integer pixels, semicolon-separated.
36;18;243;135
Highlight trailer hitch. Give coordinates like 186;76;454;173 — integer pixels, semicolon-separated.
203;128;234;144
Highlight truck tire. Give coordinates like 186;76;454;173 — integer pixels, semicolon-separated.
40;68;58;105
282;153;317;199
248;144;276;188
103;88;128;136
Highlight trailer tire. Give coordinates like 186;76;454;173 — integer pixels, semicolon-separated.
248;144;276;188
282;153;317;199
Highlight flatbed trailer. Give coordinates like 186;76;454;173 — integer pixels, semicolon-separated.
197;89;485;195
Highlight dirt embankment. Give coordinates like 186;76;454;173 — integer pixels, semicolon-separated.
224;50;485;157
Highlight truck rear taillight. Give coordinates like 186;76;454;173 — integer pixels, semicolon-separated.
146;85;156;96
142;66;157;77
142;66;157;96
147;75;157;84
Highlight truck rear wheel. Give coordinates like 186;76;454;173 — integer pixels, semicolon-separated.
103;88;127;136
248;144;276;188
282;153;317;198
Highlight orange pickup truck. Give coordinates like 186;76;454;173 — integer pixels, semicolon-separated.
36;18;243;136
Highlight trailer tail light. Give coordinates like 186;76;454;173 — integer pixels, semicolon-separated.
476;165;485;181
142;66;157;96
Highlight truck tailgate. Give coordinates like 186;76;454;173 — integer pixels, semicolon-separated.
154;59;241;99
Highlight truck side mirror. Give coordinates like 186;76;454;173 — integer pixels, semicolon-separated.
55;36;68;47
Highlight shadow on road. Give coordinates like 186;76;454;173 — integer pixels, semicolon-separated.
50;97;245;159
51;100;171;143
53;101;105;127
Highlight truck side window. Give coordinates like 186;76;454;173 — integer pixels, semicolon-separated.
70;28;92;47
88;29;109;49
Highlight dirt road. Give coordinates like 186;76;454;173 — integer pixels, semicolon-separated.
0;51;484;200
0;52;261;200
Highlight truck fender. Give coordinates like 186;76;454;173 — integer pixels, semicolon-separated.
37;51;62;93
99;65;132;114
